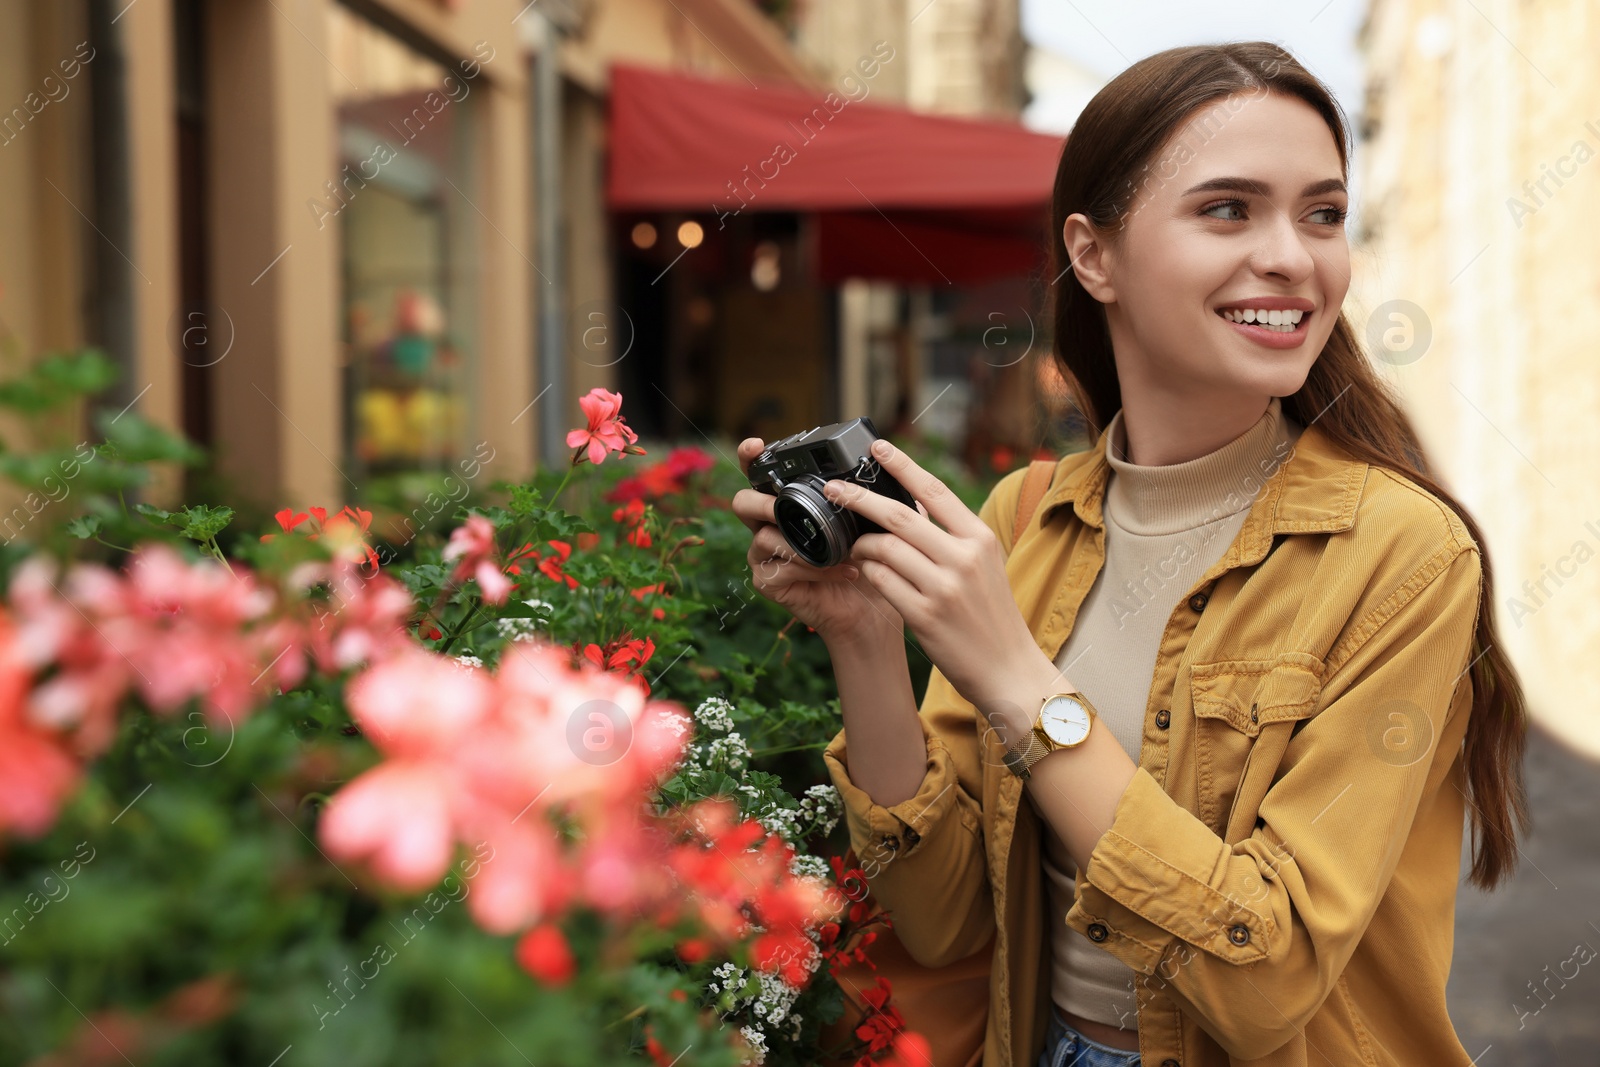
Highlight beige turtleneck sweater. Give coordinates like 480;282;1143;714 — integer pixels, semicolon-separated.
1032;395;1304;1034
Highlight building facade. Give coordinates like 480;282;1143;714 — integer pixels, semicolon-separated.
1358;0;1600;757
0;0;810;517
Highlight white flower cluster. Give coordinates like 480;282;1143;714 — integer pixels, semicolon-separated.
788;853;830;881
750;797;801;842
495;599;554;641
739;1025;768;1064
658;710;693;742
686;731;752;776
453;653;484;670
710;961;810;1055
694;695;737;734
799;784;841;837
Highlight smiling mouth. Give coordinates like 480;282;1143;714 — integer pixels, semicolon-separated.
1216;308;1310;334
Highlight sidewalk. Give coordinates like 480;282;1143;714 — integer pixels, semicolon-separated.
1448;721;1600;1065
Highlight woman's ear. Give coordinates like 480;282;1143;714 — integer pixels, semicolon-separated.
1062;214;1116;303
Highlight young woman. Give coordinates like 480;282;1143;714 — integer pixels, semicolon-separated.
731;42;1529;1067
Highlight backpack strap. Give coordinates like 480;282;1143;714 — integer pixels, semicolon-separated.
1011;458;1057;549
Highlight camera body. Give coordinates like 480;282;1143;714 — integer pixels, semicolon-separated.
747;416;918;568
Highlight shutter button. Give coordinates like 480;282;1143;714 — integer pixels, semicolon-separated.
1187;592;1208;613
1087;923;1109;942
1155;709;1170;729
1228;924;1251;946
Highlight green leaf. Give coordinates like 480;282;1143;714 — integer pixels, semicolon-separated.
178;504;234;543
64;515;102;539
95;411;205;465
36;348;119;394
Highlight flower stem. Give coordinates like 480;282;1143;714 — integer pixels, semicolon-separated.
438;601;482;655
750;741;830;758
604;1004;649;1030
545;452;582;511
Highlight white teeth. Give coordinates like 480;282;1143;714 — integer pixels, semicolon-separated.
1220;307;1305;331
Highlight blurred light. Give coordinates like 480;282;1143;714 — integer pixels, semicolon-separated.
687;296;715;328
751;241;781;291
677;221;704;249
630;222;657;249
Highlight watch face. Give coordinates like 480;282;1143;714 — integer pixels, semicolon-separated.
1040;695;1092;747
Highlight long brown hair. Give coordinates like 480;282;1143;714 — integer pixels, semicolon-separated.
1047;42;1529;891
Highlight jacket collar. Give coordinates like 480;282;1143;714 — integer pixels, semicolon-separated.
1037;411;1367;569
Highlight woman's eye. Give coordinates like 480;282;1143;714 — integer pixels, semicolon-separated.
1201;200;1247;221
1310;206;1349;225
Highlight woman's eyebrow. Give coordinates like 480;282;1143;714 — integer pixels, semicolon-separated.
1181;176;1348;198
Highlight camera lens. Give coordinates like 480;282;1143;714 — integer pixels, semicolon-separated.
773;478;853;567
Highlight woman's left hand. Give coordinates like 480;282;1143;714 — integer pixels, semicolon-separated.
823;438;1043;715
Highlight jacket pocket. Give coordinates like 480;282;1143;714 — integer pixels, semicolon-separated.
1189;654;1324;839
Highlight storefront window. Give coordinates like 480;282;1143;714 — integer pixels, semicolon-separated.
326;4;478;478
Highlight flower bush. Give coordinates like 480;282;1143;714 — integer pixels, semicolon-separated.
0;356;974;1067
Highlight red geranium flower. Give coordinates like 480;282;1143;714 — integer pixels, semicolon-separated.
537;540;579;589
515;924;575;986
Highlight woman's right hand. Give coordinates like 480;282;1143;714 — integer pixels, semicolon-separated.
731;437;905;645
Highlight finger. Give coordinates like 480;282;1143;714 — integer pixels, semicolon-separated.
731;487;777;534
750;528;858;587
849;530;938;597
854;556;920;624
737;437;765;476
861;438;985;539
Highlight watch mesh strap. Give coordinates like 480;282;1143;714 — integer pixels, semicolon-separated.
1003;728;1051;778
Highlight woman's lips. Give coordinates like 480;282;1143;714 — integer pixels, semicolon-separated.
1216;309;1313;350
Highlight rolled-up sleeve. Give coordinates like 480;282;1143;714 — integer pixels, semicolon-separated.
1063;541;1484;1060
819;468;1030;968
824;701;994;966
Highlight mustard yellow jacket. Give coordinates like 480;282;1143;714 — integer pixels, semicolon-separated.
824;415;1486;1067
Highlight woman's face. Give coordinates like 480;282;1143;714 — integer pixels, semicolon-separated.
1065;90;1351;407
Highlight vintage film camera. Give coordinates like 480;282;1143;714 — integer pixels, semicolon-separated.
747;417;919;568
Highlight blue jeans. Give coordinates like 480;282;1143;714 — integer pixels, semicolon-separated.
1037;1008;1143;1067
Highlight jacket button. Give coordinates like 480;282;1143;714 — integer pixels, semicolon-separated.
1154;709;1170;729
1187;591;1208;613
1227;924;1251;946
1161;1060;1180;1067
1249;703;1259;724
1086;922;1108;942
881;834;900;853
903;827;921;847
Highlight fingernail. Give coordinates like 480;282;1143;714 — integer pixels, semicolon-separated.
872;439;891;457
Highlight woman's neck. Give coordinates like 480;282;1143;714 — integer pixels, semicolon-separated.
1110;392;1283;467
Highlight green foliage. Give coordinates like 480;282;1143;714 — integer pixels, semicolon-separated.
0;349;1007;1063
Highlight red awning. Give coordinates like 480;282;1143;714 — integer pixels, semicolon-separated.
605;64;1065;285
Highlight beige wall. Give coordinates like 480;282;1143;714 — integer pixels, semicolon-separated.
1358;0;1600;757
560;0;815;94
123;0;183;504
793;0;1024;118
206;0;341;507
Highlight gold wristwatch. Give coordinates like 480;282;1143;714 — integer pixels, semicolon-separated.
1002;690;1100;779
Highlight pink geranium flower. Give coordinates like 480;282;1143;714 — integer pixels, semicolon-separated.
442;515;512;605
0;611;83;838
565;388;641;466
319;760;460;891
